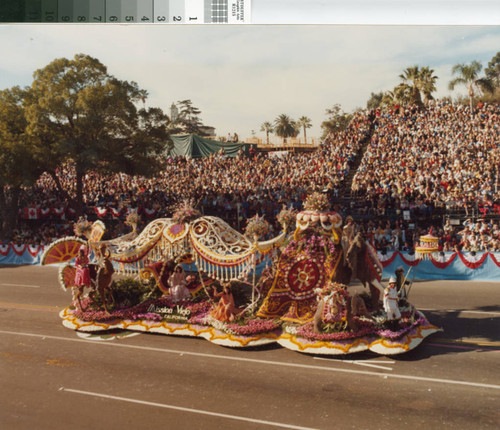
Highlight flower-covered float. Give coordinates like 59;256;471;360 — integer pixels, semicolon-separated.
42;195;440;355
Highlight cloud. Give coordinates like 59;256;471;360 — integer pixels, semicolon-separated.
0;25;499;139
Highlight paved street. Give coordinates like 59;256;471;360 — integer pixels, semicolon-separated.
1;265;499;430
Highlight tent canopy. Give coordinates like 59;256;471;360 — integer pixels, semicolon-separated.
168;134;250;158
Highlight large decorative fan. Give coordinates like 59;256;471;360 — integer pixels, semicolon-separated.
58;264;77;291
40;237;87;265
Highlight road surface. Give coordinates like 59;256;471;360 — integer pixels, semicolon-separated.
1;265;499;429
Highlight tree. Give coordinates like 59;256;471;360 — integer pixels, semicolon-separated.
297;116;312;143
274;114;297;144
176;99;210;136
366;92;384;110
419;66;439;103
485;51;500;88
25;54;169;215
398;65;438;106
260;121;274;144
0;87;42;238
320;105;351;138
448;60;494;112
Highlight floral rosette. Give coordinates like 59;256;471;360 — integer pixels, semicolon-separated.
73;217;92;238
171;199;201;224
125;211;141;231
303;192;330;212
245;215;270;241
276;207;297;231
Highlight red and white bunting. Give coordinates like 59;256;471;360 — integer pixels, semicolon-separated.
40;208;51;218
110;207;124;217
429;252;457;269
12;244;27;256
95;207;108;218
52;207;66;216
143;208;157;218
489;252;500;268
457;252;489;269
0;244;10;256
399;252;420;267
27;245;43;257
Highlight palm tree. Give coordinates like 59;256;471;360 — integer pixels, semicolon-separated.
260;121;274;144
296;116;312;143
274;114;297;144
398;65;438;106
449;61;494;112
419;66;438;103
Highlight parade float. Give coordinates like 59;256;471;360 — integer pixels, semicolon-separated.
41;195;440;355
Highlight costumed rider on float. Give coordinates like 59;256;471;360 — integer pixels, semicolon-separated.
383;276;401;330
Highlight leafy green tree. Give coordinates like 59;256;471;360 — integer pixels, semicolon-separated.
448;61;494;111
25;54;169;215
0;87;42;238
485;51;500;88
366;92;384;110
176;99;209;135
297;116;312;143
274;114;297;144
260;121;274;144
320;105;351;138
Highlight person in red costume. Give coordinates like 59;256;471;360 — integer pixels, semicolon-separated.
75;245;91;288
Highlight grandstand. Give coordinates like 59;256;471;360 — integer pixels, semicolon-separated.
3;101;499;253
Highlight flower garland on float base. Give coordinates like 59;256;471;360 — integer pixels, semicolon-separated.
53;193;440;355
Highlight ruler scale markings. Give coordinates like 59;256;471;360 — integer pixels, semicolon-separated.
89;0;105;22
169;0;185;23
41;0;57;22
58;0;73;22
186;0;204;23
204;0;211;23
106;0;120;22
73;0;90;23
153;0;168;23
25;0;42;22
137;0;153;23
0;0;251;23
121;0;137;23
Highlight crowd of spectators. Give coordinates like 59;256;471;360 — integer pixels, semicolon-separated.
344;217;500;253
3;102;500;254
351;101;500;220
6;112;371;246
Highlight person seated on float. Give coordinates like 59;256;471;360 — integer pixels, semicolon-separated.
210;282;241;323
167;265;190;301
383;276;401;327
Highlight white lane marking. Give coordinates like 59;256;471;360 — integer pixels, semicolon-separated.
0;283;40;288
2;330;500;390
420;309;500;316
314;357;393;371
59;388;319;430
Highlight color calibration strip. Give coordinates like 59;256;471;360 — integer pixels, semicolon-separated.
0;0;250;23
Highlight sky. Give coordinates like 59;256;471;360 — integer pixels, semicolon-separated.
0;24;499;140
